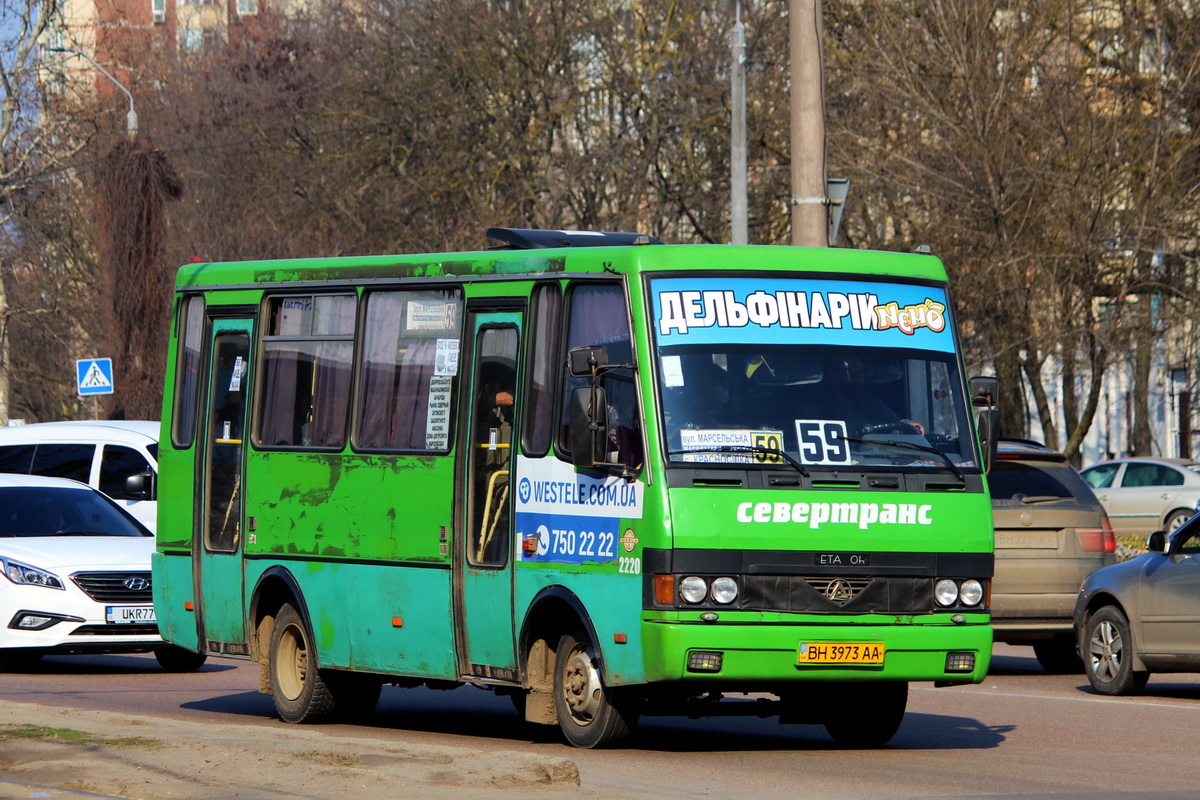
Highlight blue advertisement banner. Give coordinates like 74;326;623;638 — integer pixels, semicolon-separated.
516;512;620;564
651;277;953;352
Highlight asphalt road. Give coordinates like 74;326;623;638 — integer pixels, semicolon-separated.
2;644;1199;799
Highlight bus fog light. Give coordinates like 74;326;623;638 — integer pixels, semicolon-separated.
945;652;975;673
934;579;959;606
959;579;984;606
680;576;708;604
710;577;738;605
687;650;723;672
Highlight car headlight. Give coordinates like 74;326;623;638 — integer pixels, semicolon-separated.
1;557;65;590
934;579;959;607
679;576;708;604
710;577;738;605
959;579;984;607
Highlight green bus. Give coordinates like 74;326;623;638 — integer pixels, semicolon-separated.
152;228;996;748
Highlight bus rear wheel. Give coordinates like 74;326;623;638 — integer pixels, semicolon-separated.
270;603;336;724
822;681;907;747
553;632;638;748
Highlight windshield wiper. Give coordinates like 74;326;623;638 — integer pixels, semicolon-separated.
839;435;964;481
668;445;809;477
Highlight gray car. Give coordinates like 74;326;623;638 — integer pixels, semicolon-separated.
1073;513;1200;694
991;439;1115;673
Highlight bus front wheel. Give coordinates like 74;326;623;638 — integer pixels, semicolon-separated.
553;632;638;748
270;603;336;724
822;681;907;747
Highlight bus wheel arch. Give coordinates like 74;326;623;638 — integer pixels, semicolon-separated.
517;587;637;747
249;569;309;696
518;588;595;725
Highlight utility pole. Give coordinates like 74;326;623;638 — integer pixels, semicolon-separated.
789;0;827;247
730;0;748;245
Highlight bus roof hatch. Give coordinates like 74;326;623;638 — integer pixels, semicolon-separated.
485;227;663;249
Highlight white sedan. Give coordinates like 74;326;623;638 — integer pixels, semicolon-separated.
1080;457;1200;536
0;473;204;671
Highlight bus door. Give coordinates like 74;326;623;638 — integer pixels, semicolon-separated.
454;310;522;681
194;317;252;656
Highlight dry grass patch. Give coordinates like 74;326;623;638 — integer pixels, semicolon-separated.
0;723;162;749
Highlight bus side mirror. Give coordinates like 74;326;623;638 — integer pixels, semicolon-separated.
970;376;998;407
125;469;156;501
568;345;609;378
569;386;608;467
969;376;999;473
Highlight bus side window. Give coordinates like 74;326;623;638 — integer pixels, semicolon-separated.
355;289;462;452
258;294;355;449
173;295;205;448
558;283;642;468
522;283;561;457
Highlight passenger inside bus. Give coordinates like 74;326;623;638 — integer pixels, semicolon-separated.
471;336;517;565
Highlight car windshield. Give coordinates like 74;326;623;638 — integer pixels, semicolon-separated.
0;486;149;537
656;345;976;470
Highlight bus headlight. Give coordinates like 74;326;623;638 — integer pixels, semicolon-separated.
710;577;738;605
680;576;708;604
959;579;984;607
934;579;959;607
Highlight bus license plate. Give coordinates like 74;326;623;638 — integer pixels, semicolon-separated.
106;606;156;624
797;642;885;665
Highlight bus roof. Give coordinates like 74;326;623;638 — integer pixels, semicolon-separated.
174;235;949;290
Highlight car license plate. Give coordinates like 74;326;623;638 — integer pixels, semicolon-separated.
797;642;885;665
106;605;156;624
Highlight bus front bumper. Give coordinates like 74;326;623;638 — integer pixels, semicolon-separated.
641;619;992;684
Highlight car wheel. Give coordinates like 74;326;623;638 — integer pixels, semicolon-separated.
154;644;208;673
1084;605;1150;695
269;603;337;723
1164;508;1192;532
553;631;639;748
1032;638;1083;674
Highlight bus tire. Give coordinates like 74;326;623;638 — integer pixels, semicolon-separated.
270;603;336;724
553;631;638;748
154;644;208;673
823;681;907;747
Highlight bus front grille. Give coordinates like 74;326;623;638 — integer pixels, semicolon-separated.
740;575;932;613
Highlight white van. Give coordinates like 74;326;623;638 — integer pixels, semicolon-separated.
0;420;159;532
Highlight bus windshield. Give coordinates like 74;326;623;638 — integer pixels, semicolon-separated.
658;345;976;469
650;276;978;471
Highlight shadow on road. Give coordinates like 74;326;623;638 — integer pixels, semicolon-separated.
3;652;238;676
181;683;1007;752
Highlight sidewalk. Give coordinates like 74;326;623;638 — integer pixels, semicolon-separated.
0;699;584;800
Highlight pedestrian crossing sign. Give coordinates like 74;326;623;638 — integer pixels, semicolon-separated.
76;358;114;396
